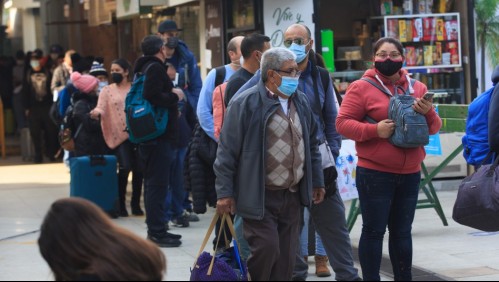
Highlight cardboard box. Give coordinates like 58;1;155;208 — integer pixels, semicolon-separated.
387;19;399;39
399;20;408;42
413;18;423;41
406;20;413;39
447;41;459;65
435;42;443;65
424;45;434;65
425;0;434;13
381;0;393;15
436;18;445;41
416;46;424;65
416;0;426;14
423;17;436;41
406;46;416;66
445;20;458;40
438;0;447;12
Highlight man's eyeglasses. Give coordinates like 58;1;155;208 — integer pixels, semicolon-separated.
375;52;402;59
274;69;302;78
283;38;309;48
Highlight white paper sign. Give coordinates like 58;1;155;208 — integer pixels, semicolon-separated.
263;1;315;48
336;139;359;201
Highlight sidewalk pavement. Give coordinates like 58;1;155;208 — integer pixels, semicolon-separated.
0;157;498;281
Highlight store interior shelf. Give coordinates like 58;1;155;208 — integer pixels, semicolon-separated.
331;71;365;78
335;59;364;62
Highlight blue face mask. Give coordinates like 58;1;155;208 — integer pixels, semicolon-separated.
276;75;299;97
97;81;108;95
288;42;309;63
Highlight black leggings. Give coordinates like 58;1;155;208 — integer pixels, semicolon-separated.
115;141;143;210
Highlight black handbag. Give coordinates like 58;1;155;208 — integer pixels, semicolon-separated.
452;152;499;232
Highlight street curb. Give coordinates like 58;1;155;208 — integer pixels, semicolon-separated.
351;247;454;281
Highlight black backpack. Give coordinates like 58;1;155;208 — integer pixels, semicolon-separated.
214;66;226;88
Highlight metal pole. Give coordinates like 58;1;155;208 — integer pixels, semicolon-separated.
468;0;478;101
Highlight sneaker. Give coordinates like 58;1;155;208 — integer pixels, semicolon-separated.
172;213;190;228
186;211;200;222
147;234;181;248
166;231;182;240
131;207;144;216
119;208;129;217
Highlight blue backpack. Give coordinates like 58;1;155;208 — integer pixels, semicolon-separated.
125;63;169;144
462;86;494;166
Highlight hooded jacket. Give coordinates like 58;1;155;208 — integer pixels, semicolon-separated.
488;65;499;153
336;68;442;174
167;41;202;112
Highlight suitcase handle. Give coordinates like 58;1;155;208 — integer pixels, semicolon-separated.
90;155;107;166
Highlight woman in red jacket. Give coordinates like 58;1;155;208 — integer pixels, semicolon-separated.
336;37;442;281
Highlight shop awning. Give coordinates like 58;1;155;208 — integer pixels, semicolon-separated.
141;0;198;6
10;0;40;9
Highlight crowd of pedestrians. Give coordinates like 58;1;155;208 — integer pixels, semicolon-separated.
0;18;448;281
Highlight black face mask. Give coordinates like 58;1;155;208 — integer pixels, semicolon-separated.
375;59;403;76
112;73;124;84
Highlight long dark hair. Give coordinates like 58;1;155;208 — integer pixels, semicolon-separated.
38;198;166;281
111;58;132;81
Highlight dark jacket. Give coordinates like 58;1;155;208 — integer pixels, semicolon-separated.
173;98;197;149
214;80;324;220
184;124;218;214
489;65;499;153
231;62;342;160
23;67;53;109
72;92;109;157
167;41;202;112
133;56;179;141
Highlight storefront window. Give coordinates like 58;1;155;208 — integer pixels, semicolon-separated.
231;0;255;29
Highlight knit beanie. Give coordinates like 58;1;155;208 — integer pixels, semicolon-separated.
71;72;99;94
89;60;108;77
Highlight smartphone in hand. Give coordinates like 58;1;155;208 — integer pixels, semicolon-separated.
423;92;435;101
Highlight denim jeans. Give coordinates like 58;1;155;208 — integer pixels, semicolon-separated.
138;139;174;236
165;147;187;221
356;166;421;281
300;208;326;256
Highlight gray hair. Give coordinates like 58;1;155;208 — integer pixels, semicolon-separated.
261;47;297;82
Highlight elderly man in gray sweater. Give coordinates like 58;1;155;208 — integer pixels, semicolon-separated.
214;47;325;281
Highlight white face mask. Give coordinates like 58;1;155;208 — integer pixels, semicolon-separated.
239;56;245;66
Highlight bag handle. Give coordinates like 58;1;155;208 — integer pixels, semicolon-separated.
208;213;241;275
194;213;242;276
208;213;228;275
486;153;499;176
193;213;220;269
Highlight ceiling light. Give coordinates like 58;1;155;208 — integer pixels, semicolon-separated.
4;0;13;9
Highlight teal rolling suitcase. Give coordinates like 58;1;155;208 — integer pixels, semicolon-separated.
70;155;119;217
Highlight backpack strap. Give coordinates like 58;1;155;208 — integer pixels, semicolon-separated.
362;78;418;124
214;66;226;88
136;62;157;80
312;67;328;131
317;67;330;95
360;78;390;124
360;77;417;97
365;115;378;124
360;77;392;97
